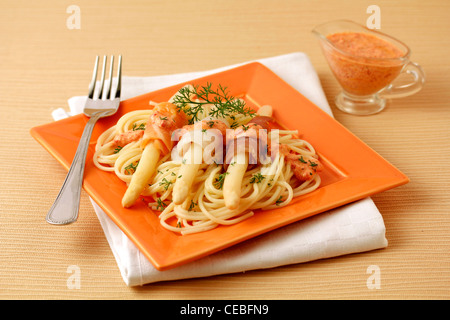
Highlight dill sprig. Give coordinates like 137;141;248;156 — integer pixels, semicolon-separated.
156;198;167;211
159;178;173;191
249;173;265;184
132;123;146;131
124;161;139;174
275;196;284;206
172;83;256;124
213;172;229;190
188;200;198;211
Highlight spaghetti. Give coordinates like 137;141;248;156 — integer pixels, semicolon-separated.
93;84;322;235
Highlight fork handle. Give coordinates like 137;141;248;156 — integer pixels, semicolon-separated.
46;114;101;225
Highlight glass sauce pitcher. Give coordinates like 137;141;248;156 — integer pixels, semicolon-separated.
313;20;425;115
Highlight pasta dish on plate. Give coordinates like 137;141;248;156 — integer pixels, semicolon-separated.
93;83;322;235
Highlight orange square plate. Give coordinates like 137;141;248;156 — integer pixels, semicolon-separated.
30;62;409;271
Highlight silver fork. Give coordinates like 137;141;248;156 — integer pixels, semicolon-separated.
46;55;122;225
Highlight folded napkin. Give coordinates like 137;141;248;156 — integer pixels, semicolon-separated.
52;52;388;286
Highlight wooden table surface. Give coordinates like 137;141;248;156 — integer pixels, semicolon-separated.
1;0;449;300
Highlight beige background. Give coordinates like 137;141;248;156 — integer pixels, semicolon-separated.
1;0;449;299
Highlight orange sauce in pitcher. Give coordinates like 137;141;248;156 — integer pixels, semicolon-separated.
324;32;405;95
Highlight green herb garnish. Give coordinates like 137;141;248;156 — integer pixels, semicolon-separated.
230;122;240;129
172;83;255;124
159;178;173;191
132;123;146;131
249;173;265;184
275;196;284;206
156;198;167;211
213;172;229;189
124;161;139;174
308;160;318;167
188;200;198;211
299;156;307;164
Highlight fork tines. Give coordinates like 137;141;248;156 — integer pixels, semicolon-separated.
88;55;122;100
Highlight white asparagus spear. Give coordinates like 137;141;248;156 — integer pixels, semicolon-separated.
121;101;188;208
172;142;202;205
257;104;273;117
223;152;248;210
122;143;161;208
222;105;273;210
173;117;228;205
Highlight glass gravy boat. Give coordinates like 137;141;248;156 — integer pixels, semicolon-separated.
313;20;425;115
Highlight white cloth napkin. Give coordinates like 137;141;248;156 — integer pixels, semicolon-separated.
52;52;388;286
